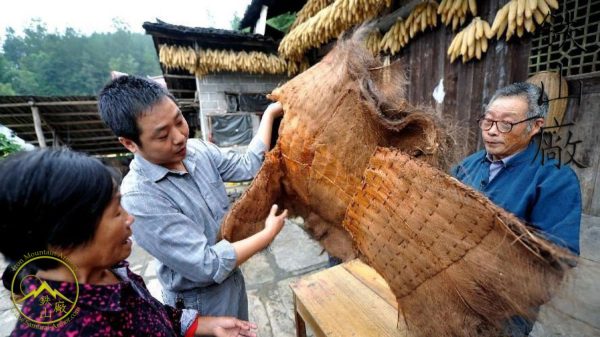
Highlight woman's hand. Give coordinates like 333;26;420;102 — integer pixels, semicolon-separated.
197;316;257;337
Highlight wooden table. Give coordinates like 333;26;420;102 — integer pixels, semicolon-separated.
290;259;407;337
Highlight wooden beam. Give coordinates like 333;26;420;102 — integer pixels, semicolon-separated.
375;0;421;32
164;74;196;80
31;105;47;148
75;146;126;153
0;100;97;108
4;123;34;128
169;89;197;93
15;131;53;138
195;71;210;142
43;112;100;117
71;141;121;148
30;139;111;146
51;120;105;126
16;128;110;136
67;135;118;142
0;111;101;118
0;113;34;118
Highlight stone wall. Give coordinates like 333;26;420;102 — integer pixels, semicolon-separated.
197;72;288;114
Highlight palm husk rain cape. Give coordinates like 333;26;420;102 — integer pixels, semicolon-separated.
221;31;574;337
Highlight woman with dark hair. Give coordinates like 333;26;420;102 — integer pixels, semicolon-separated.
0;149;257;337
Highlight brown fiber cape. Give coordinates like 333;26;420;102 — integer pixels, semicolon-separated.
220;31;573;337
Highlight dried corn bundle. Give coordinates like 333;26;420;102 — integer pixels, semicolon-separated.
222;30;573;337
365;29;383;55
379;1;438;55
289;0;335;31
278;0;392;61
379;18;409;55
404;1;439;38
158;44;307;77
195;49;286;76
448;16;494;63
491;0;557;40
438;0;478;30
159;45;197;74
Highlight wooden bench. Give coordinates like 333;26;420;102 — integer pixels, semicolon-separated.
290;259;407;337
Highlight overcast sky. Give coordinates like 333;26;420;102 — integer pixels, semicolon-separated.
0;0;252;42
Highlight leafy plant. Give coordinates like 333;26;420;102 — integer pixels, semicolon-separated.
0;133;22;157
267;12;297;33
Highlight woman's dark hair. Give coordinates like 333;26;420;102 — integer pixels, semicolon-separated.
0;149;117;278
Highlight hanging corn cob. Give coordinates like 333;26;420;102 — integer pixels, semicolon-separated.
278;0;392;61
159;45;197;74
491;0;558;40
405;1;439;39
379;18;409;55
289;0;335;31
379;1;438;55
447;16;494;63
365;29;383;55
438;0;478;31
158;44;307;77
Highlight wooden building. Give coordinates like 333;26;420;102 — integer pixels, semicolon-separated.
143;20;297;145
235;0;599;216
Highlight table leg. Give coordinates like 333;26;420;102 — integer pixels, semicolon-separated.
294;295;307;337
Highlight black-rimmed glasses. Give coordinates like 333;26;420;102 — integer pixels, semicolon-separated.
478;115;541;133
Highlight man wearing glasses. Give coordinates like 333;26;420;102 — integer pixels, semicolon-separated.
452;82;581;256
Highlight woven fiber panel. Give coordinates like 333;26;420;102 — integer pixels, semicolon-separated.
220;148;283;242
343;147;571;337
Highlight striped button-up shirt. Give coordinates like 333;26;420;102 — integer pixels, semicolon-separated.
120;137;266;293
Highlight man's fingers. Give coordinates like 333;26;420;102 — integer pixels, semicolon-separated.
269;204;279;216
239;330;256;337
235;320;256;329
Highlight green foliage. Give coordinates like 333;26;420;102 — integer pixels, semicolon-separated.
0;133;22;157
266;12;296;33
0;20;161;96
230;13;242;30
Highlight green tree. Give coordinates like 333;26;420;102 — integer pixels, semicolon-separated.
267;12;296;33
230;12;242;30
0;19;162;96
0;53;16;94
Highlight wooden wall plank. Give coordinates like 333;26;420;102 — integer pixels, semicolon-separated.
386;0;598;215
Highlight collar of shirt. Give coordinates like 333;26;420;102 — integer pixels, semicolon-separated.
483;140;537;168
485;151;517;167
130;143;198;182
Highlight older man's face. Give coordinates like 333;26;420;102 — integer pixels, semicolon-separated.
482;96;543;161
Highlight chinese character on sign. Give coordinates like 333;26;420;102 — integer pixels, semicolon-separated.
540;10;600;55
40;307;53;320
54;300;67;314
534;120;586;169
38;295;51;305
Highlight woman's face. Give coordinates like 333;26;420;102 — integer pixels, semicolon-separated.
81;192;134;268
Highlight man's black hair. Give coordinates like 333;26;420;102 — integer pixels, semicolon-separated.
98;75;175;145
0;149;117;276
